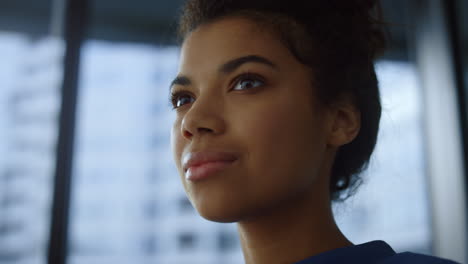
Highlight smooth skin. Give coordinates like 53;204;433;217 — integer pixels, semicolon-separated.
170;16;360;264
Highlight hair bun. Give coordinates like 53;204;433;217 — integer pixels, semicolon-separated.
333;0;386;59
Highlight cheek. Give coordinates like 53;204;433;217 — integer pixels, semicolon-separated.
237;95;325;191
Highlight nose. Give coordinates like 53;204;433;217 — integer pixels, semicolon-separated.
181;97;225;140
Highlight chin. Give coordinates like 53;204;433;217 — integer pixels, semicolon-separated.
192;193;263;223
195;202;244;223
194;196;276;223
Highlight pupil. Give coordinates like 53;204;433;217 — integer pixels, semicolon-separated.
243;80;253;88
178;96;189;107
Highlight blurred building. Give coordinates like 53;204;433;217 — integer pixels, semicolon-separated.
0;34;63;263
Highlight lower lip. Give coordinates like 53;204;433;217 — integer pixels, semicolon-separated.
186;160;236;181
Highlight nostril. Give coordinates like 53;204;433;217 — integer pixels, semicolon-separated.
182;127;214;139
183;130;193;138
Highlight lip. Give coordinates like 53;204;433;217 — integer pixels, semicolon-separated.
182;151;239;181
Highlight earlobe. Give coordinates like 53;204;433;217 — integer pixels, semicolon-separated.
326;103;361;147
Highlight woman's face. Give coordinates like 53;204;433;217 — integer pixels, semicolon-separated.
170;17;334;222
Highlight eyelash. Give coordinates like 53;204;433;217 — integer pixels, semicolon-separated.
169;72;265;110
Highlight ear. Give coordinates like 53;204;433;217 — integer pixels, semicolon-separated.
326;101;361;148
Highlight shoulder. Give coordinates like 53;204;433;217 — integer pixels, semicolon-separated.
378;252;461;264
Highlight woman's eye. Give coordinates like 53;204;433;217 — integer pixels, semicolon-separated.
169;74;264;110
170;91;194;109
233;74;264;91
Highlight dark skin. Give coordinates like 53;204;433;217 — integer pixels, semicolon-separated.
170;16;360;264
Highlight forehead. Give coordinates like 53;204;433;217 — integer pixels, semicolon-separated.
178;16;293;72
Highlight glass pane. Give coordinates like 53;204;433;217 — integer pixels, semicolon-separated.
0;1;64;264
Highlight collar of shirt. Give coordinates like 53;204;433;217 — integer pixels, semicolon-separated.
294;240;396;264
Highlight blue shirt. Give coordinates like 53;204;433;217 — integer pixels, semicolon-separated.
294;240;460;264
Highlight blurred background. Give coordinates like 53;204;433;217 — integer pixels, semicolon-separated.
0;0;467;264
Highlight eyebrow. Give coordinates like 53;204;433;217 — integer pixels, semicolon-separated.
169;55;277;91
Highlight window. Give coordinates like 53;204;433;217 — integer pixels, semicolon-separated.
0;1;466;264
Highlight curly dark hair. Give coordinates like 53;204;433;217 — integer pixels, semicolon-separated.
176;0;387;202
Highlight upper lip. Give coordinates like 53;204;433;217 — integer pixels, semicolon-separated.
182;151;239;172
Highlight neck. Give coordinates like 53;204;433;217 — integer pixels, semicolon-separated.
236;187;352;264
